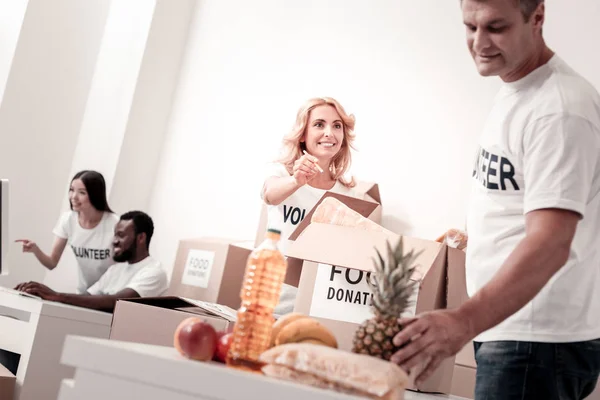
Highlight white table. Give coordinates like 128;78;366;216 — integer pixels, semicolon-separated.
0;288;113;400
57;335;469;400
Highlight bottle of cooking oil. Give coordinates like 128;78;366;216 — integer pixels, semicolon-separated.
226;228;287;372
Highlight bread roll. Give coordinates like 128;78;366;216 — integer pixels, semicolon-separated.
259;343;408;398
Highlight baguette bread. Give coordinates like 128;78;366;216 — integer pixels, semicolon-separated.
259;343;408;398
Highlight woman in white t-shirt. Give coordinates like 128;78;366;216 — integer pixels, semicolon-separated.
16;170;119;293
261;97;358;315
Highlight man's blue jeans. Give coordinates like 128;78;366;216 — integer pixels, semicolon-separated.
473;340;600;399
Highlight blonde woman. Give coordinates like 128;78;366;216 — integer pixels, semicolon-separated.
261;97;358;315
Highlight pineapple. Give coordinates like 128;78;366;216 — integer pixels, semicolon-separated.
352;237;421;361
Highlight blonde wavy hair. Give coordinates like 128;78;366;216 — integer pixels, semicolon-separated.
278;97;356;188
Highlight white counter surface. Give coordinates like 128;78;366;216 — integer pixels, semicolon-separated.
58;335;469;400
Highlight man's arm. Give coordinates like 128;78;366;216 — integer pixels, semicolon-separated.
391;208;580;382
17;282;140;312
56;288;140;312
458;207;578;336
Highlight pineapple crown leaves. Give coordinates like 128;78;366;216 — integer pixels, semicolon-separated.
368;237;423;319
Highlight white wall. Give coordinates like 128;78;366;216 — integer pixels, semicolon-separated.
0;0;28;101
108;0;196;215
43;0;195;292
0;0;111;288
544;2;600;90
42;0;159;292
2;0;598;290
148;0;600;280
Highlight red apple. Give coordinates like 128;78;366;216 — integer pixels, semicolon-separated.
214;332;233;363
174;318;218;361
174;317;201;352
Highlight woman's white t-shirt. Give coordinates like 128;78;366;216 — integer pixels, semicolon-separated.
263;162;357;315
53;211;120;293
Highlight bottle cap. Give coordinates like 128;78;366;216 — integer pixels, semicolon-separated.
267;228;281;235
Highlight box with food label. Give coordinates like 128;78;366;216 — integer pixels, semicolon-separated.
167;238;254;310
285;193;469;395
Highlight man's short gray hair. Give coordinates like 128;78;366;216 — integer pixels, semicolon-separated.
461;0;544;21
518;0;544;21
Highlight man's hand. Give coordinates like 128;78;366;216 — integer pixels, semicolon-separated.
14;281;60;302
391;309;473;385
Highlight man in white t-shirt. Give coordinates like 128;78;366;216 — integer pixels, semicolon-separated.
15;211;168;312
391;1;600;398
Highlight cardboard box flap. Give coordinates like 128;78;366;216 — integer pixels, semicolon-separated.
115;297;236;321
446;247;468;309
355;181;381;204
401;236;446;284
288;191;379;241
287;223;396;272
287;223;443;275
415;245;448;313
179;298;237;322
366;184;381;204
118;296;197;310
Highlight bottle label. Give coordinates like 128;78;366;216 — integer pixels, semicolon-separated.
181;249;215;288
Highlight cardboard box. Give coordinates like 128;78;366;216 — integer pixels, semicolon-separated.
0;362;15;400
253;190;381;290
451;344;476;398
110;297;236;347
280;191;382;292
254;180;382;249
451;364;476;399
286;203;467;395
354;180;382;223
446;245;476;399
167;238;253;309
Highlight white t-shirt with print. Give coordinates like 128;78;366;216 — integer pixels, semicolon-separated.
466;55;600;343
87;256;168;298
53;211;119;293
263;162;358;315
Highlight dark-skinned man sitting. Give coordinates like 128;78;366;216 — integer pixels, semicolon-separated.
14;211;167;312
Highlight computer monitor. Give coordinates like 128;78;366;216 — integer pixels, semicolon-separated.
0;179;8;275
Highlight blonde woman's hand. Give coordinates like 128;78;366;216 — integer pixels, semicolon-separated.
15;239;39;253
292;154;319;186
